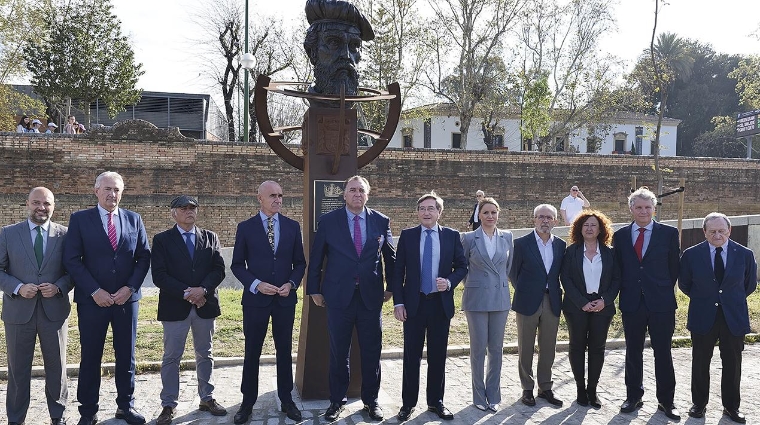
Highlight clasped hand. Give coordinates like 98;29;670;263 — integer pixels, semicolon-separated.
92;286;132;307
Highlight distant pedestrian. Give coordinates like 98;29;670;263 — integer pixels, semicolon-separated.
560;186;591;225
46;123;58;134
63;115;77;134
30;119;42;133
468;190;485;230
16;115;30;133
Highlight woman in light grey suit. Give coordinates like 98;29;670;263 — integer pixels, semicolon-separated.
461;197;513;412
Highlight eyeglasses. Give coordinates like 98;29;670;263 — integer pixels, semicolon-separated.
571;189;579;192
535;215;555;221
418;206;438;212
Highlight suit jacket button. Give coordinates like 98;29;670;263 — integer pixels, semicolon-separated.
273;257;277;261
111;270;116;273
719;289;723;293
715;303;719;306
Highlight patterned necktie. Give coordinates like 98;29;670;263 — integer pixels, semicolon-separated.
107;212;118;251
267;216;275;252
353;215;362;256
184;232;195;260
634;227;645;261
34;226;43;267
714;246;725;284
422;229;434;294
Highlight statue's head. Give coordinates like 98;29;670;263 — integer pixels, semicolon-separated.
304;0;374;105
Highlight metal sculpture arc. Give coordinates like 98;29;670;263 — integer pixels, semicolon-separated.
253;74;401;171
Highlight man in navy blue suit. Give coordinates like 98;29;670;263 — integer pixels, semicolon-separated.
612;187;681;421
151;195;227;425
679;213;757;423
63;171;151;425
392;191;467;422
306;175;396;422
231;181;306;424
510;204;566;408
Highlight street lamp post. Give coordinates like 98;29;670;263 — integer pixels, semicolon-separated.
241;0;255;143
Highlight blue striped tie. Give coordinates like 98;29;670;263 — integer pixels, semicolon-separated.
422;229;433;294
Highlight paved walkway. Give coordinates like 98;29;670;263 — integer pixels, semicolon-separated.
3;344;758;424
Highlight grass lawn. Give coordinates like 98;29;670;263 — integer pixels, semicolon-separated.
2;287;760;367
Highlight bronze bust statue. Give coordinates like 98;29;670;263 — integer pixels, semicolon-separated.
303;0;374;108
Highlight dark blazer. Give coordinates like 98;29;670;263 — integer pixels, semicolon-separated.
560;242;619;316
231;213;306;308
679;240;757;336
468;203;478;225
613;221;679;313
509;231;565;317
306;207;396;310
63;207;151;304
0;221;73;323
391;225;468;319
151;225;226;321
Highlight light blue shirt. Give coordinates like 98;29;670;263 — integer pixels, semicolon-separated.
250;211;281;294
177;225;196;245
631;221;654;257
97;204;120;244
419;224;441;289
346;207;367;247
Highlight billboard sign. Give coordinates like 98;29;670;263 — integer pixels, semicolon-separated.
736;109;760;137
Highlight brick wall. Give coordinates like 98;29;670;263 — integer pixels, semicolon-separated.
1;133;759;246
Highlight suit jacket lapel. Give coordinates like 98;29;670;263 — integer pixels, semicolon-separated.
721;240;737;288
527;231;547;276
17;222;38;270
475;228;499;273
89;207;112;248
41;223;61;270
169;225;193;262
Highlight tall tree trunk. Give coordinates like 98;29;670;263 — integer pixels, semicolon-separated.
654;89;667;196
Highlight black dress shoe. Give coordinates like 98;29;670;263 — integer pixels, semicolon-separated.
199;398;227;416
576;388;589;406
324;402;344;422
427;403;454;420
51;420;67;425
363;403;384;421
658;403;681;420
723;408;747;424
397;406;415;422
521;390;536;406
233;405;253;425
281;402;302;422
587;391;602;409
538;390;563;407
620;399;643;413
76;416;97;425
688;404;706;418
115;408;146;425
156;406;176;425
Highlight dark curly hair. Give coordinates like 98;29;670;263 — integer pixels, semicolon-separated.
568;209;613;246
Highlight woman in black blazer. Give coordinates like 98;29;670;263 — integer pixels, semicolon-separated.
560;210;620;408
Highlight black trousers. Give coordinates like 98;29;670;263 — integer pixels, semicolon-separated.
564;309;613;389
691;307;744;410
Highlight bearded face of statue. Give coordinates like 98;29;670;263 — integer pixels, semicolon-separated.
307;23;362;102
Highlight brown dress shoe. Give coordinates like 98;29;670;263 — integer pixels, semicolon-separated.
199;399;228;416
156;406;176;425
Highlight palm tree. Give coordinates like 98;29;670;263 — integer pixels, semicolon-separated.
649;31;694;194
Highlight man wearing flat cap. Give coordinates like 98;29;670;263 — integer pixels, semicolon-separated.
303;0;374;107
151;195;227;425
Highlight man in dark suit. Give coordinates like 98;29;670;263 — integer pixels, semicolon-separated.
231;181;306;424
679;213;757;423
0;187;72;425
392;191;467;422
307;175;396;422
468;190;484;230
63;171;151;425
510;204;566;408
612;187;681;420
151;195;227;425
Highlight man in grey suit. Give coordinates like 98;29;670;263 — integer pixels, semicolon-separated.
509;204;566;407
0;187;72;425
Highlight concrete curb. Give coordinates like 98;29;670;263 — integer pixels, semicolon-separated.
0;334;726;380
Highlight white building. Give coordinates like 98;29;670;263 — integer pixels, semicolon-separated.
388;103;681;156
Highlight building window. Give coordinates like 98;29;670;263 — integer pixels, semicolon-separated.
635;126;643;155
403;134;413;148
423;118;431;148
452;133;462;149
614;138;625;152
493;134;504;148
555;136;565;152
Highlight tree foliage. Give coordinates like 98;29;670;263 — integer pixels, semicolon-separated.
0;85;45;130
520;71;551;148
729;55;760;110
26;0;143;126
692;116;751;158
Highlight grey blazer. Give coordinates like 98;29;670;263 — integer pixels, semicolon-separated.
0;221;72;324
461;227;513;311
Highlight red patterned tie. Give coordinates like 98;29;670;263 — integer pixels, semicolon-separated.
107;212;118;251
634;227;645;261
353;215;362;256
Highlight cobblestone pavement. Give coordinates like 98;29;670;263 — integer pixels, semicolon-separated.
3;344;759;424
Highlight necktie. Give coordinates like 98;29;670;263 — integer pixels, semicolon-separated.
714;246;725;284
634;227;645;261
422;229;434;294
267;216;275;252
184;232;195;260
107;212;118;251
353;215;362;256
34;226;43;267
